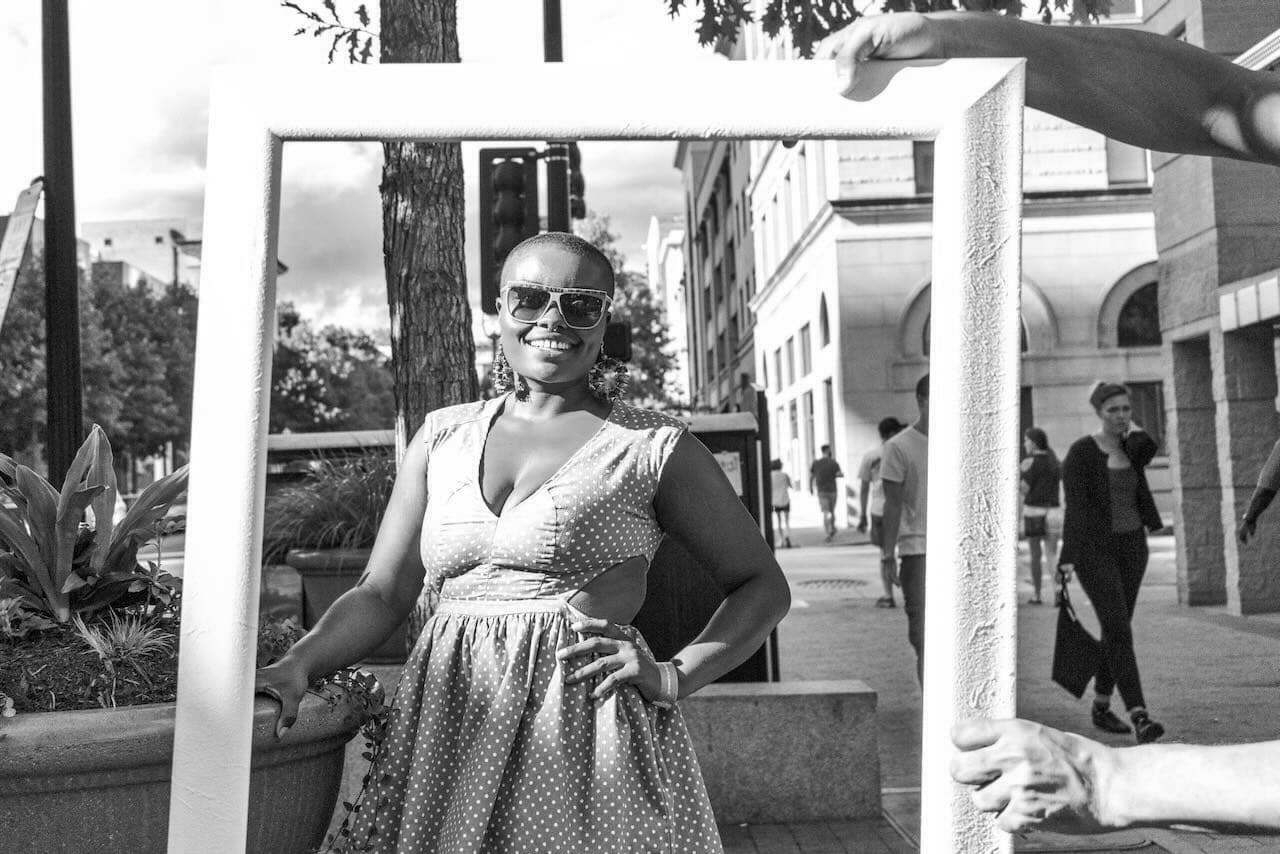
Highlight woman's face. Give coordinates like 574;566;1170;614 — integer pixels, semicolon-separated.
1095;393;1132;436
1023;435;1036;455
497;246;614;390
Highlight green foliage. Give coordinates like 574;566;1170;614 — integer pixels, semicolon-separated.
0;255;199;466
0;425;187;625
271;302;398;434
257;615;306;667
282;0;377;64
665;0;1113;57
574;214;682;409
72;612;175;709
262;451;396;563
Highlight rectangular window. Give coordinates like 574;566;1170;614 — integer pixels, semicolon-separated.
717;331;727;371
1126;381;1167;455
824;378;836;452
772;349;783;392
788;400;799;444
802;390;815;471
799;323;812;376
1106;138;1149;186
762;353;769;391
785;336;796;386
913;141;935;196
706;346;716;383
782;177;794;250
713;263;724;306
728;313;740;354
797;149;809;218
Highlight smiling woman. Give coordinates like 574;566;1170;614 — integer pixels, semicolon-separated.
255;232;792;853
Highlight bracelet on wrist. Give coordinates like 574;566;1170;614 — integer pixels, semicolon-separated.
653;661;679;709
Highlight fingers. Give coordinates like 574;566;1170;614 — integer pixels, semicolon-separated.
592;662;639;700
570;617;627;639
565;655;623;685
952;718;1008;751
557;635;621;663
256;682;301;739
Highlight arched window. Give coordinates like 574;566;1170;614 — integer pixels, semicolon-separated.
818;294;830;347
1116;281;1161;347
923;314;1028;356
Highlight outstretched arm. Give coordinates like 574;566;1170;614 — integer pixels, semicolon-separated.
952;718;1280;833
817;12;1280;166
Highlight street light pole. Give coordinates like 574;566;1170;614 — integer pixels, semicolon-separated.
543;0;571;232
42;0;84;482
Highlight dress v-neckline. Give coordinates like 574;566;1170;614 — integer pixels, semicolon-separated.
476;394;617;519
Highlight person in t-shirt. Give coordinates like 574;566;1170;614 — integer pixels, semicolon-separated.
769;458;795;549
880;374;929;683
858;416;906;607
810;445;844;543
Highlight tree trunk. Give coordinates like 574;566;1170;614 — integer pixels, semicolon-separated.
380;0;474;647
379;0;476;453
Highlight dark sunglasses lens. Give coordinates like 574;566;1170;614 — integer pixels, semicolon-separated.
507;286;550;321
560;293;604;327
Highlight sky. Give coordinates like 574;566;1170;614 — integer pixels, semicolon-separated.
1;0;721;333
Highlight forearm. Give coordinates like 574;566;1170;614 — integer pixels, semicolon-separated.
880;500;903;554
924;12;1280;164
859;482;870;517
280;584;412;681
1245;488;1277;525
671;572;790;697
1105;741;1280;831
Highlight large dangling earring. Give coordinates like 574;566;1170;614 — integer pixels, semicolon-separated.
587;348;630;402
491;343;513;394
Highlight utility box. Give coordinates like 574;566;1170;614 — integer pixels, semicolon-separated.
634;403;781;682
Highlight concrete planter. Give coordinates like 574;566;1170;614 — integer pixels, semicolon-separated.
286;548;408;664
0;690;363;853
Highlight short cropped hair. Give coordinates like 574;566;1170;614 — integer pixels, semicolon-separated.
877;417;905;440
504;231;616;291
915;373;930;400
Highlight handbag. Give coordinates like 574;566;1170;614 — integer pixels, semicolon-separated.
1051;577;1103;698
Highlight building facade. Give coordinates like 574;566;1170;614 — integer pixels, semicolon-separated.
719;15;1166;521
644;215;690;405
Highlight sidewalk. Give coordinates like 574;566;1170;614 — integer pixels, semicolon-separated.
775;522;1280;852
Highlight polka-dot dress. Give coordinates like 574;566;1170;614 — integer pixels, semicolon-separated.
343;396;723;853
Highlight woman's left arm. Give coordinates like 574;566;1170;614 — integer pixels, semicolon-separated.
652;433;793;697
1122;428;1160;469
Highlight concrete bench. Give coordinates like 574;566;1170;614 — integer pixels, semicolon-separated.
679;679;881;825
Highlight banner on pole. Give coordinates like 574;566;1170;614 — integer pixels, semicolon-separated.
0;179;44;328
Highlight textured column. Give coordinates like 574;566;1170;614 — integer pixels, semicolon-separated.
1214;324;1280;614
1167;336;1226;604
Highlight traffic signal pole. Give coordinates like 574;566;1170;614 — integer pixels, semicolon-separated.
543;0;571;232
42;0;84;483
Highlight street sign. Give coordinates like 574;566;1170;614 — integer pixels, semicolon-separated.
0;179;44;329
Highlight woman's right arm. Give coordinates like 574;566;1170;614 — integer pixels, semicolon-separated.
1057;443;1088;568
256;422;432;734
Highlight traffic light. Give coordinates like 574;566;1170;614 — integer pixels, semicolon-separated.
603;321;631;362
478;147;540;315
568;142;586;220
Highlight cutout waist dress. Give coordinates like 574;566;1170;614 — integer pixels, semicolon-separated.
341;397;723;854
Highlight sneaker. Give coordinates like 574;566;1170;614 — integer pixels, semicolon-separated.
784;537;792;549
824;532;834;543
1131;711;1165;744
1027;596;1043;605
875;597;896;608
1091;705;1133;734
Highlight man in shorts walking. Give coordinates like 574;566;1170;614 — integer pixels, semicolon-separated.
859;416;906;607
810;444;844;543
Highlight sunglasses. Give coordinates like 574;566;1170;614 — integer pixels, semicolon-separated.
500;282;613;330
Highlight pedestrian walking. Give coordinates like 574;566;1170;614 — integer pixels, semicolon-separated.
810;444;844;542
255;233;790;853
858;416;906;607
880;374;929;682
1239;435;1280;545
1020;426;1061;606
770;458;794;548
1059;381;1165;743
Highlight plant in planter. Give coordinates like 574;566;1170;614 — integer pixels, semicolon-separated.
0;426;383;853
263;451;408;663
